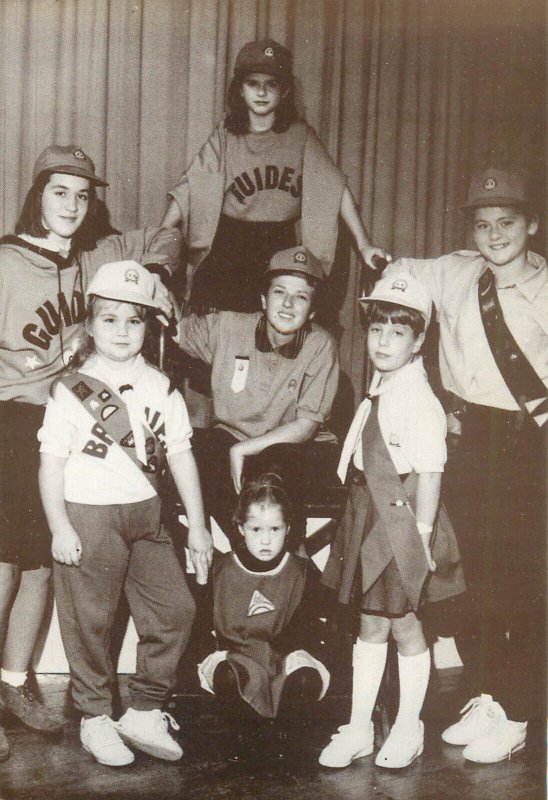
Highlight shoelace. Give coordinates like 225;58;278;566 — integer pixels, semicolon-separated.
89;715;122;745
152;711;180;733
458;695;488;718
16;685;41;705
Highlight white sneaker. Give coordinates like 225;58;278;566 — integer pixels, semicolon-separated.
80;715;134;766
319;722;374;768
375;720;424;769
442;694;505;746
115;708;183;761
463;719;527;763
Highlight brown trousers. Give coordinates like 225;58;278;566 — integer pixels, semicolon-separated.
54;496;195;717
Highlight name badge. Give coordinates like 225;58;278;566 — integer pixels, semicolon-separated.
231;357;249;393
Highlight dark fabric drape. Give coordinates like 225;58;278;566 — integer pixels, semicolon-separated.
0;0;544;401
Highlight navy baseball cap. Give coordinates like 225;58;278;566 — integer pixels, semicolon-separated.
234;39;292;79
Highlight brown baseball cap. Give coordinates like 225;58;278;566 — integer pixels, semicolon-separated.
460;167;528;210
265;246;324;282
234;39;292;79
32;144;108;187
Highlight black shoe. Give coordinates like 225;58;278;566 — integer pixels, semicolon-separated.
0;681;64;733
226;731;250;764
261;719;289;761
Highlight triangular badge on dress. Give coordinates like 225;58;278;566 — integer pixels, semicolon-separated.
247;590;275;617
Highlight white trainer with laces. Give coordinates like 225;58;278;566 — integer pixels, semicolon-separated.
463;719;527;763
375;720;424;769
80;715;135;766
442;694;505;746
115;708;183;761
319;722;374;768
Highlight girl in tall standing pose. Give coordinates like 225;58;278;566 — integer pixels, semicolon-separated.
161;38;389;315
0;144;178;761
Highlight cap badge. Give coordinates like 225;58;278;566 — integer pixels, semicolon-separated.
484;177;497;191
73;149;86;160
391;279;408;292
294;251;306;263
264;47;274;57
125;268;139;284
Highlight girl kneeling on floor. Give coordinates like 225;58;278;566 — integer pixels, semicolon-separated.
197;473;329;762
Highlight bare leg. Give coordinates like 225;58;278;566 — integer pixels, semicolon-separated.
2;566;51;671
391;611;427;656
0;563;20;658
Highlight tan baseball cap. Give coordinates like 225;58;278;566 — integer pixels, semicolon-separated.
360;271;432;326
265;246;324;282
86;261;159;309
32;144;108;187
460;167;528;210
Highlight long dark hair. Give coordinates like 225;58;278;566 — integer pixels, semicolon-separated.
225;74;298;135
15;171;100;253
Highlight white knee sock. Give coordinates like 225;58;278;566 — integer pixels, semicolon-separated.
348;639;388;729
395;649;431;727
1;669;27;687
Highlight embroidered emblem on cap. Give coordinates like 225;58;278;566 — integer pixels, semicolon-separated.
264;47;274;57
484;177;497;191
125;268;139;284
73;149;86;160
391;279;408;292
294;251;306;263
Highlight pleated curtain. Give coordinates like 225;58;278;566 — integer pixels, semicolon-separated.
0;0;544;403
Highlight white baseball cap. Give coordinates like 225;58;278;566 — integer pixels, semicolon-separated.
86;260;160;309
360;271;432;326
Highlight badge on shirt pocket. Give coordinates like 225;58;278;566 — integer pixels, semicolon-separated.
231;357;249;393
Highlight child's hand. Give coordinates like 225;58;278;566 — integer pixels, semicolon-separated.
417;521;436;572
421;541;437;572
229;442;246;494
51;525;82;567
150;275;174;325
360;246;392;270
188;526;213;585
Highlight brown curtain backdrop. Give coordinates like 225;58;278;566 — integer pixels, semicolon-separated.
0;0;545;404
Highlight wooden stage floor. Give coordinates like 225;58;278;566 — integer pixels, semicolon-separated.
0;672;545;800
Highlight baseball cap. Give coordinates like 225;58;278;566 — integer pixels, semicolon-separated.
265;246;324;282
32;145;108;187
459;167;528;210
234;39;292;79
360;272;432;326
86;261;159;309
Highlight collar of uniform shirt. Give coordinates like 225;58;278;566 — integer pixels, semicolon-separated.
254;313;311;359
486;252;546;301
